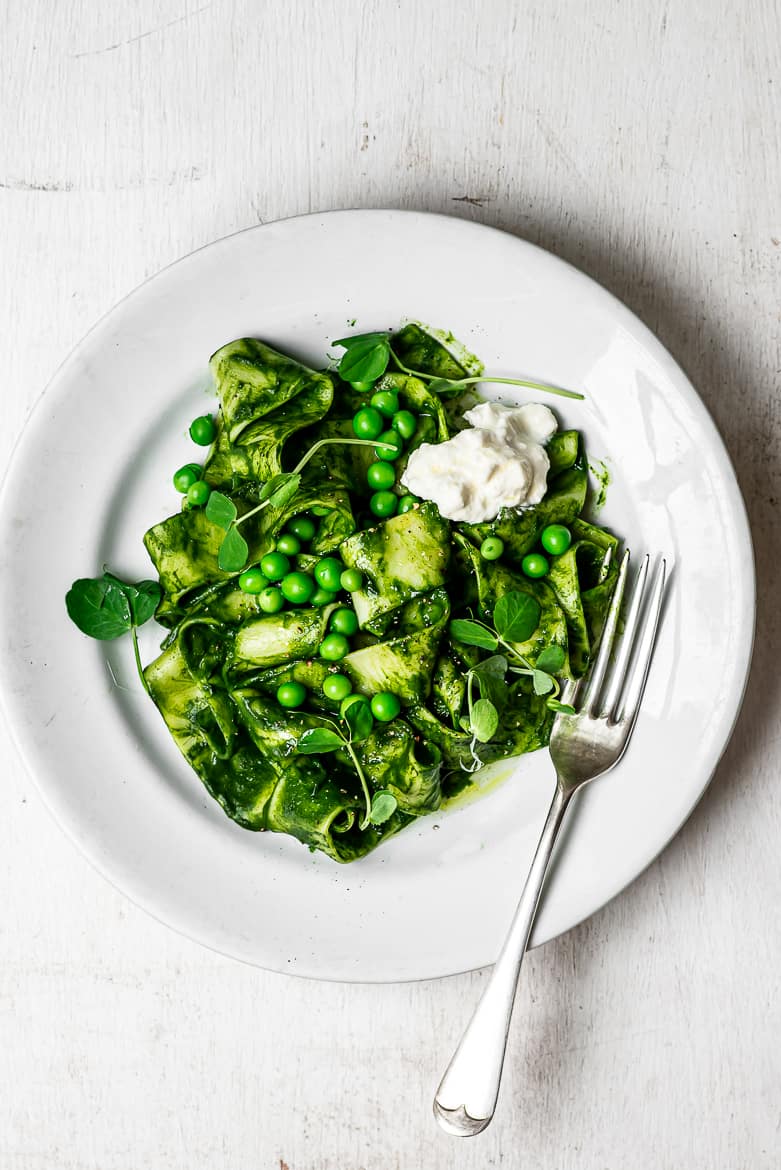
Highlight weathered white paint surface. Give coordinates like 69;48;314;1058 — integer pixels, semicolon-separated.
1;1;779;1166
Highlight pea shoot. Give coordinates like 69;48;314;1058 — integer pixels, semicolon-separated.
65;571;161;696
332;331;585;399
449;590;575;748
204;435;397;573
296;704;397;829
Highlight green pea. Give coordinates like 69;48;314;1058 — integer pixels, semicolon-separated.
189;414;216;445
375;430;403;460
238;567;268;594
349;380;375;393
391;410;417;440
260;551;291;581
397;494;419;514
540;524;572;556
258;586;284;614
173;463;202;493
311;587;335;607
314;557;343;592
330;607;359;636
288;516;317;542
319;633;350;661
370;389;400;417
322;673;352;702
275;532;301;556
371;692;401;722
276;682;306;709
352;406;384;440
186;479;211;507
340;568;363;592
366;461;396;491
480;536;505;561
280;571;315;605
370;490;398;518
522;552;549;578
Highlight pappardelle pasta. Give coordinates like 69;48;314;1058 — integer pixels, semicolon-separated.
66;324;620;862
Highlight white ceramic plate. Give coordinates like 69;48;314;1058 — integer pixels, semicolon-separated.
0;211;754;981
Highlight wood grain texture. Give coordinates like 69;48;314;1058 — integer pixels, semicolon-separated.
0;0;779;1166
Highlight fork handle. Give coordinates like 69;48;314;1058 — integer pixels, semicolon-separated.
433;781;572;1136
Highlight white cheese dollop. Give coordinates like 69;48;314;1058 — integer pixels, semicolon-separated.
400;402;557;523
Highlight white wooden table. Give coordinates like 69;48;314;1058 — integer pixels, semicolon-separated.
1;2;779;1166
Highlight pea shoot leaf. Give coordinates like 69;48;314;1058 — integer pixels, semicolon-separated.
125;579;162;626
258;472;298;509
547;699;576;715
532;669;556;696
535;645;566;674
66;576;132;640
470;697;499;743
449;618;498;651
343;698;374;743
470;654;509;711
332;333;391;382
493;591;541;643
205;491;237;530
66;573;161;640
369;790;397;825
218;526;249;573
427;377;464;396
296;728;344;754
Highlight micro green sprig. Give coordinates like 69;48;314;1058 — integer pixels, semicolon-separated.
296;707;398;829
332;331;584;400
449;590;575;748
206;435;398;573
65;572;162;694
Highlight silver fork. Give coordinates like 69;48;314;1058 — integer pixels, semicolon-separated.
433;550;666;1137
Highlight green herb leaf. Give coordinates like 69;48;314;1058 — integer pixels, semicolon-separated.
532;669;555;696
470;697;499;743
470;654;509;711
218;526;249;572
205;490;237;530
332;333;391;382
126;579;162;626
296;728;344;754
535;645;566;674
427;378;463;396
257;472;302;511
259;473;291;503
449;618;498;651
369;790;398;825
343;699;374;743
493;591;541;643
102;573;161;628
268;472;301;510
429;374;585;400
547;699;576;715
66;576;132;640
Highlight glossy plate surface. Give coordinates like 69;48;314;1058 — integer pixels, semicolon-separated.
0;211;754;981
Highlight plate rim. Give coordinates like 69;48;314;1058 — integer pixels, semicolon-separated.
0;209;756;981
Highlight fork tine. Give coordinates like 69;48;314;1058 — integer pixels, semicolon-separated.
615;559;666;726
580;550;630;714
600;554;650;718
